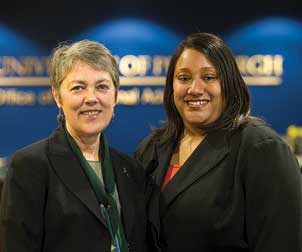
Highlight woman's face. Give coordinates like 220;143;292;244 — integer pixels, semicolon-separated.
173;48;223;131
52;60;116;140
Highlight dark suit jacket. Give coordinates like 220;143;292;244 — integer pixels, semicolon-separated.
135;120;302;252
0;125;148;252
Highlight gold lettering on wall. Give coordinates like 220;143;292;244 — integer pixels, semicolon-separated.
152;56;171;76
0;54;284;86
273;55;283;76
236;54;283;85
118;55;163;77
119;55;142;77
0;56;49;76
117;88;140;105
0;88;164;106
141;88;163;104
38;90;54;105
0;88;35;105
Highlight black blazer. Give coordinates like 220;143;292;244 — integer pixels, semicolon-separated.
135;120;302;252
0;125;148;252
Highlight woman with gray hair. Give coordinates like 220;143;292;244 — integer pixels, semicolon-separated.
0;40;148;252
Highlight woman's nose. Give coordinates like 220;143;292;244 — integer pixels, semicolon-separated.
187;79;205;95
85;88;98;104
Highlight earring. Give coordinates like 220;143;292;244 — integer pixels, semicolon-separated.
57;108;64;122
111;111;115;122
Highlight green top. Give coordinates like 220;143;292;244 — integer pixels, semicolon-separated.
62;121;128;252
88;160;121;216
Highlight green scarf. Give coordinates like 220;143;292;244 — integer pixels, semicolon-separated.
63;122;128;252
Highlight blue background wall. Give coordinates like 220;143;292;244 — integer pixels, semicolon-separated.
0;0;301;160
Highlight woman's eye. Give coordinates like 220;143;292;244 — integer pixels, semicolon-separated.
177;75;190;82
204;75;217;81
71;86;84;91
97;84;110;91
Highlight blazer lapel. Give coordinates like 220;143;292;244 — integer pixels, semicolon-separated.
159;130;230;216
47;126;104;224
110;150;135;242
154;140;176;189
146;140;176;242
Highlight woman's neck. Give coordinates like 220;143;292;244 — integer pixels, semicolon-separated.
183;124;207;139
75;137;100;161
66;126;100;161
171;127;207;166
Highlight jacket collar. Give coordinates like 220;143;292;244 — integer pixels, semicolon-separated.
158;129;230;216
47;125;135;239
111;153;135;241
148;129;230;223
47;125;104;222
145;137;176;237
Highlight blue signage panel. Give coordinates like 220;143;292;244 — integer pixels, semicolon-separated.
0;24;57;159
1;17;301;165
225;18;302;134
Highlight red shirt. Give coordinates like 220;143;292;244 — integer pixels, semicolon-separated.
161;163;181;191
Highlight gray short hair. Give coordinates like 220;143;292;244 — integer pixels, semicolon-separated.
49;40;119;94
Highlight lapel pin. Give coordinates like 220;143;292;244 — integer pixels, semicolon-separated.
123;167;130;177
